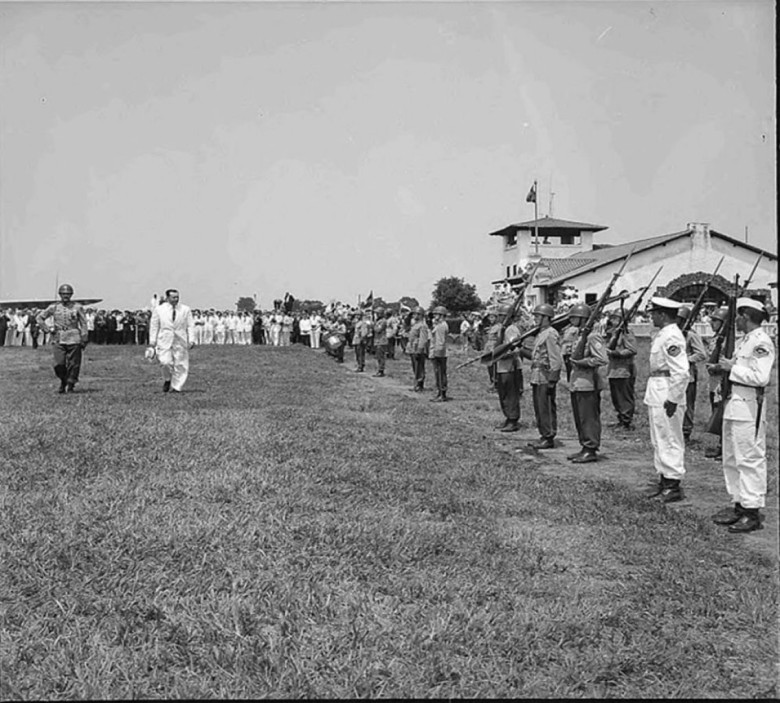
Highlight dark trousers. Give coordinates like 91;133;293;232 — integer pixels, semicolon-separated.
355;342;366;370
432;357;448;396
683;380;697;438
609;377;635;426
709;391;723;450
375;344;387;373
571;390;601;451
387;338;396;359
564;355;572;383
411;353;426;389
53;343;83;385
496;369;523;422
532;382;558;439
487;364;496;388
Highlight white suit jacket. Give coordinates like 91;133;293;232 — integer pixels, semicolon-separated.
150;302;195;350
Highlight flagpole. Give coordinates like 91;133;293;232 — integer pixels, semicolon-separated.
533;179;539;256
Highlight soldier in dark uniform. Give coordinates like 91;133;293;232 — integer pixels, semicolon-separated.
566;304;608;463
605;310;638;430
676;305;707;443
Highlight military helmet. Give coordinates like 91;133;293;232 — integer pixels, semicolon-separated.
58;284;74;294
413;306;425;315
433;306;448;316
497;303;512;316
568;303;590;319
710;306;729;323
532;303;555;318
676;305;692;320
374;307;385;316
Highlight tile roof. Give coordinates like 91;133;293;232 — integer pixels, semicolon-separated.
488;215;607;236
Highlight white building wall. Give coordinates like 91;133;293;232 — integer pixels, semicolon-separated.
556;233;776;306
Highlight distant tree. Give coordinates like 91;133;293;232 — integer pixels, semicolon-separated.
295;299;325;313
236;296;256;313
431;277;481;314
398;296;420;311
372;296;388;310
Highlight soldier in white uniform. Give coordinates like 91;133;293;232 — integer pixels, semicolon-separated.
148;289;195;393
644;297;690;503
709;298;775;533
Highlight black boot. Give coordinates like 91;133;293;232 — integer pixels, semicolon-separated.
728;508;762;533
652;478;683;503
712;503;742;525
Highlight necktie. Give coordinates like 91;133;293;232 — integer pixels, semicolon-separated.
172;306;176;322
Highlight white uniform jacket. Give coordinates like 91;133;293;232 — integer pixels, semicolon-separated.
644;322;690;407
150;302;195;351
724;327;775;421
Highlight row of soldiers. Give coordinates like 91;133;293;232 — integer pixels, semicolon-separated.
483;293;774;533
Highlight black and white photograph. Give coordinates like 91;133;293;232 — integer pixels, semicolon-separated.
1;0;776;698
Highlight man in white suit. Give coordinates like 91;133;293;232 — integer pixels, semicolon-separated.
148;288;195;393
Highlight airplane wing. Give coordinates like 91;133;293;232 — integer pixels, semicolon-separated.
0;298;103;309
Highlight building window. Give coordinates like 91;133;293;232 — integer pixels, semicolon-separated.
513;264;517;276
507;266;511;278
585;293;597;305
561;234;574;245
505;232;517;248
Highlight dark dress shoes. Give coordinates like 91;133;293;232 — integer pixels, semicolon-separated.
712;504;742;525
530;438;555;449
728;511;762;533
500;421;519;433
571;451;598;464
163;381;171;392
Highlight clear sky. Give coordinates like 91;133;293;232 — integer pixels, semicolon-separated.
0;0;775;310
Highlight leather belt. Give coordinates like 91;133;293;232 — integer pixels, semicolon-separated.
649;370;671;377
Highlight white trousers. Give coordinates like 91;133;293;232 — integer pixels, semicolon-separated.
157;343;189;391
723;418;767;509
311;329;321;348
648;405;686;480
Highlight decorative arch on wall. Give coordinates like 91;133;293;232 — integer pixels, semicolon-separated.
657;272;734;304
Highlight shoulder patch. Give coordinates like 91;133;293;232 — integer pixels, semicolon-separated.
667;344;681;357
755;346;770;357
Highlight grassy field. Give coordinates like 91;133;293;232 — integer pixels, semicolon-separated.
1;340;777;698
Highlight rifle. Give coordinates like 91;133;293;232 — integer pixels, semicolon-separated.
570;249;634;361
606;265;663;351
680;256;724;335
500;257;544;331
456;289;631;370
739;253;764;295
706;274;738;436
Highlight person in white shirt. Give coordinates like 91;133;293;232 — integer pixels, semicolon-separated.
214;312;226;345
148;288;195;393
298;312;312;347
281;313;293;346
271;312;283;346
310;312;322;349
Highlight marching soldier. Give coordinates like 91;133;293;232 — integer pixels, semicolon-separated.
709;298;775;533
525;303;562;449
704;306;729;459
676;305;708;442
566;304;608;463
407;306;430;391
492;303;524;432
429;306;449;402
644;297;690;503
36;284;89;393
605;310;638;430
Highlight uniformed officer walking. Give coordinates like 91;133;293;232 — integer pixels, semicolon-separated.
566;303;608;463
407;307;430;391
644;297;690;503
36;284;89;393
709;298;775;533
352;311;371;372
372;308;388;377
525;303;562;448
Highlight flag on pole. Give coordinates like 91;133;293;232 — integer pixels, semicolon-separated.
525;182;537;203
362;291;373;309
